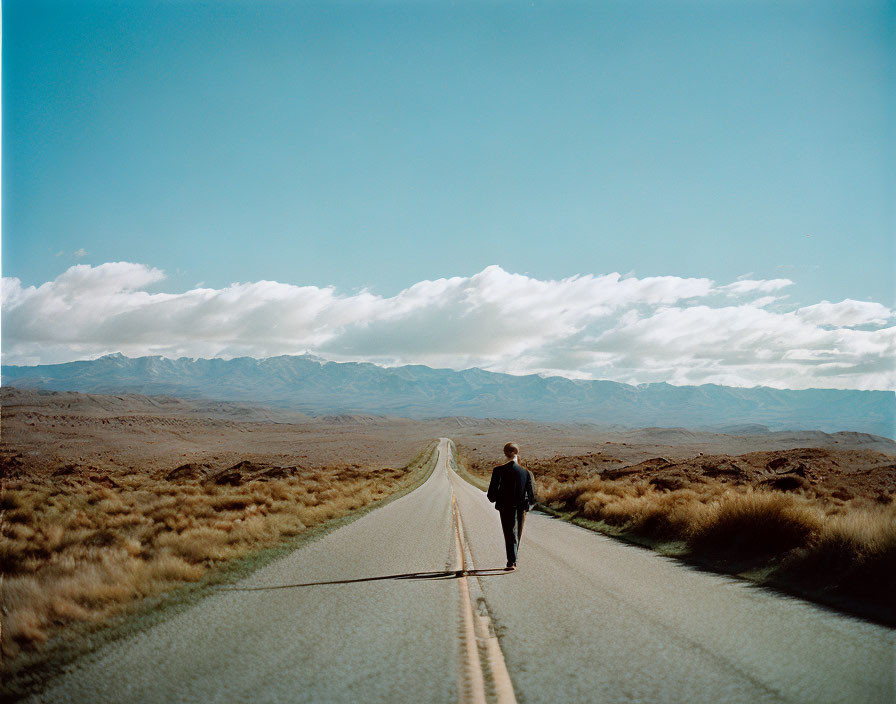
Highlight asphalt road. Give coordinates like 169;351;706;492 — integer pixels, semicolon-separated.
29;439;895;703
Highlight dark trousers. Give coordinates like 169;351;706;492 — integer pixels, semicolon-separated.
498;507;527;565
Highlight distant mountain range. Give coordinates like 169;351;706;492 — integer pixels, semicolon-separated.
2;353;894;438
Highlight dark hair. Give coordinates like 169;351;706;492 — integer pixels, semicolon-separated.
503;442;519;457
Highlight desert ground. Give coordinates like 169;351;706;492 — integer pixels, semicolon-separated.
2;387;894;697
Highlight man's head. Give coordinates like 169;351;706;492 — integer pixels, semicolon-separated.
503;442;519;460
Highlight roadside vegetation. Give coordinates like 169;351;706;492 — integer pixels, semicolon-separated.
0;441;437;669
455;445;896;623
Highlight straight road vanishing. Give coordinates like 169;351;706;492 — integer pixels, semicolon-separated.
30;440;895;703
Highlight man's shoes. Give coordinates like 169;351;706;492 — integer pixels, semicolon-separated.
505;562;517;571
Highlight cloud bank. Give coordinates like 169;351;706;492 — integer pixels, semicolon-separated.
2;262;894;390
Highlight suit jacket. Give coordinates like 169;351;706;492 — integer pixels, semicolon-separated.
487;461;536;511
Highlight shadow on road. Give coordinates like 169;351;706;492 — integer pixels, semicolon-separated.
220;568;512;591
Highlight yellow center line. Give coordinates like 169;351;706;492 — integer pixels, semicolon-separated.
444;440;518;704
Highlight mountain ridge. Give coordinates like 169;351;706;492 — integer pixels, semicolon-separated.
2;353;894;438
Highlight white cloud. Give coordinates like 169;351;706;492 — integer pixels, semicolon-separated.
578;304;895;389
795;299;893;328
73;248;88;258
2;262;893;390
717;278;793;296
751;296;782;308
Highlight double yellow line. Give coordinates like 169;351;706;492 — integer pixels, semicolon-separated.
445;440;516;704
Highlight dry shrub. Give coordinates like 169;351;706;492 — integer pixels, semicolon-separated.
156;527;235;563
688;490;824;561
541;470;828;558
144;552;205;583
780;503;896;600
542;476;714;541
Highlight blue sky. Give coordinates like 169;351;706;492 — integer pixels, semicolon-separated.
5;0;893;302
2;1;894;389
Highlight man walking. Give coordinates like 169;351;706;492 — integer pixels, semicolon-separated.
487;442;536;570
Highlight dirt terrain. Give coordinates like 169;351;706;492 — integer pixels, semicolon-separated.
456;440;896;505
0;388;436;485
4;388;892;488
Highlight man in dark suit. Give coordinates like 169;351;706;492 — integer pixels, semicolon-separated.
487;442;536;570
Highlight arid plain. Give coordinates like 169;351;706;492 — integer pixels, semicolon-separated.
2;387;894;698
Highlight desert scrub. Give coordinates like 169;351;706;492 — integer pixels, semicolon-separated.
537;475;893;565
543;477;896;617
0;446;435;665
687;489;824;560
778;503;896;602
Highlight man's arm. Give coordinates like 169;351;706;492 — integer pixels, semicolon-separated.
524;469;536;510
487;467;500;504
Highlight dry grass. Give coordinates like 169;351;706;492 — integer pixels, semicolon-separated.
0;444;435;664
688;490;824;560
778;505;896;601
536;474;895;571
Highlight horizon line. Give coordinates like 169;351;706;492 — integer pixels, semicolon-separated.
2;351;894;395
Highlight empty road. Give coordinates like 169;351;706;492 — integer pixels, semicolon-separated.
29;439;895;703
